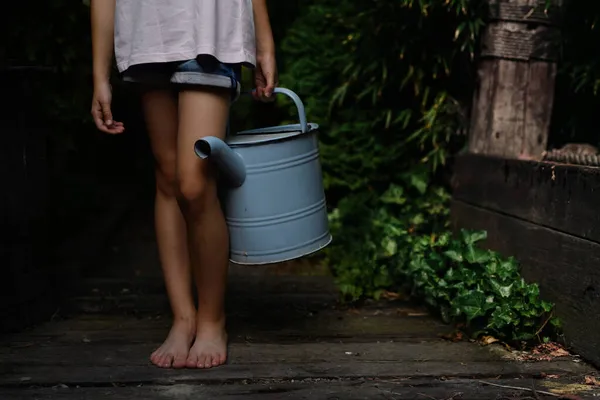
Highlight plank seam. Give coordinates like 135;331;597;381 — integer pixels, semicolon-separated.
452;198;600;246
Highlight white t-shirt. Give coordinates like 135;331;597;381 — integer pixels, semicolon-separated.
114;0;256;73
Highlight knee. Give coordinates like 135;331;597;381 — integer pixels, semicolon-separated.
155;157;178;197
177;175;217;216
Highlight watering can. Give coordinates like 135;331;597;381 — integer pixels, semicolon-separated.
194;87;332;265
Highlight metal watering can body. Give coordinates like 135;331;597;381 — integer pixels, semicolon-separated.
194;88;332;265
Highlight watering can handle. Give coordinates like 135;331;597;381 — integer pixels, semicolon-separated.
247;87;309;134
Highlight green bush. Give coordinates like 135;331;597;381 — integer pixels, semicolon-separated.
280;0;483;192
280;0;483;291
408;229;560;342
326;171;559;342
278;0;590;343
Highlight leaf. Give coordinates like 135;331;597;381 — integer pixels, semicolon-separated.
380;184;406;204
443;249;463;262
480;335;500;345
584;376;600;386
452;289;488;322
407;171;429;195
381;237;397;257
460;229;487;245
490;279;513;298
463;244;492;264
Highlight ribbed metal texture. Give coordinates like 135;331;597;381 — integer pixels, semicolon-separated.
222;129;331;265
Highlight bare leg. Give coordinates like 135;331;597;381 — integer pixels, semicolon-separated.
176;87;230;369
141;90;196;369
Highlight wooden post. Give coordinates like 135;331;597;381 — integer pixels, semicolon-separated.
468;0;562;159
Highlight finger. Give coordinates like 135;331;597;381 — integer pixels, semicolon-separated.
265;74;276;98
101;124;125;135
107;125;125;134
92;109;124;134
106;120;125;133
252;87;263;101
101;102;113;126
92;108;108;131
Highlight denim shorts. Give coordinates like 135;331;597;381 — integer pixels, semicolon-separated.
122;55;242;101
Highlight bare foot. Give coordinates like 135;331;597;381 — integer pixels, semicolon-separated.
150;316;196;369
186;318;228;369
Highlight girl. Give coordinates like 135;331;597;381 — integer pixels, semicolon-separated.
90;0;277;369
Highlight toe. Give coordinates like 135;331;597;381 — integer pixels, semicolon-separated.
197;355;207;369
150;348;162;364
186;353;198;369
173;353;187;369
152;353;165;367
211;356;220;367
204;356;213;369
162;354;174;368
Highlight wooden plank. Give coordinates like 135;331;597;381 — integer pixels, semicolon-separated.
74;275;339;297
451;200;600;368
523;61;557;155
452;153;600;242
63;273;339;316
1;341;513;366
468;59;497;155
3;378;598;400
467;0;561;159
467;59;555;159
66;292;338;315
3;308;446;345
0;359;592;387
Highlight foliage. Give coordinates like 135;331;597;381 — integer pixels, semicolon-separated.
279;0;572;343
280;0;483;288
326;169;451;300
327;172;560;342
409;229;560;342
280;0;484;192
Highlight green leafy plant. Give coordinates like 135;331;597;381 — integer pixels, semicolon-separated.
326;173;560;343
278;0;573;344
409;230;560;342
326;169;451;300
280;0;484;194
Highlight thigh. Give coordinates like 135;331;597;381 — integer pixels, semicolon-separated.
141;90;179;177
176;88;230;188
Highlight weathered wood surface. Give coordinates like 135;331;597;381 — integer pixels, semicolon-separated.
469;59;556;158
2;205;598;399
8;312;447;345
468;0;561;159
452;153;600;242
451;200;600;369
2;379;592;400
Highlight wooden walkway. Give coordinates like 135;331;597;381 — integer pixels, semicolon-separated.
1;207;599;399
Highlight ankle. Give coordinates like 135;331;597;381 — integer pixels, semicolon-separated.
196;310;226;326
172;312;196;324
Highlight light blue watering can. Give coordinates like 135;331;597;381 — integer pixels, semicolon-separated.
194;88;332;265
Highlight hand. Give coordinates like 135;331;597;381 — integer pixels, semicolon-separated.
253;51;278;102
91;81;124;134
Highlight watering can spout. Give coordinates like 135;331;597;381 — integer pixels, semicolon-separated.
194;136;246;187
